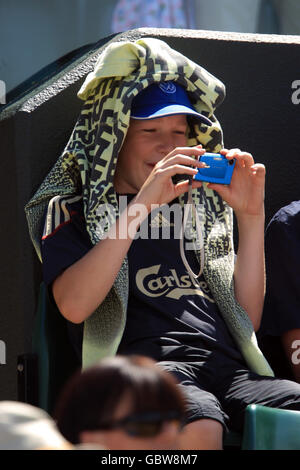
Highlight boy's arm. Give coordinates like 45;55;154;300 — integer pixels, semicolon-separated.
53;146;206;324
233;212;265;331
208;149;266;331
52;197;142;324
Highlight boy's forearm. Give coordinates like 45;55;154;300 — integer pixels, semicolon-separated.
233;212;265;331
53;198;147;324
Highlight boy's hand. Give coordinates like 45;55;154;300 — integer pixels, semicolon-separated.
135;145;206;211
207;148;265;218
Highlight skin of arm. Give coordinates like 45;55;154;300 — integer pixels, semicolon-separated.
234;211;265;331
208;148;266;331
53;198;142;323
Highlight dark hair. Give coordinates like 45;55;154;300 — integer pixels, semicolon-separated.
54;355;186;444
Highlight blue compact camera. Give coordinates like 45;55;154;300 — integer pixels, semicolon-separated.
194;153;236;185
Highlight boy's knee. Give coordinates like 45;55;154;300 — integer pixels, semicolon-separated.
180;418;223;450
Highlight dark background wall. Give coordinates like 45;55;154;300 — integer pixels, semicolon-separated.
1;28;300;401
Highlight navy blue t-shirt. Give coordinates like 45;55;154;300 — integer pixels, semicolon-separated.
41;194;244;365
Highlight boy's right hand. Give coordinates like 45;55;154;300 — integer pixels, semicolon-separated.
134;145;206;212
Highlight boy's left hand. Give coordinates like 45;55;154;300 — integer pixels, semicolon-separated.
207;148;265;218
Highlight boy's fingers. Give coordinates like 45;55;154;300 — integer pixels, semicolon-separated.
224;149;254;168
161;165;199;176
191;180;203;188
174;179;202;196
159;154;207;169
207;182;227;192
251;163;266;174
163;146;206;162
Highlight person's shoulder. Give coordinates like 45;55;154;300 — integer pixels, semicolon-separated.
268;200;300;228
41;195;92;286
42;194;84;240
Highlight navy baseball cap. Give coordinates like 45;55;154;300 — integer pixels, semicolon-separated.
131;81;212;126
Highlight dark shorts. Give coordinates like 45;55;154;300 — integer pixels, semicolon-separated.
157;358;300;433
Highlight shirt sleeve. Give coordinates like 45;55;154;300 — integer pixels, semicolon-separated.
260;202;300;336
41;195;93;286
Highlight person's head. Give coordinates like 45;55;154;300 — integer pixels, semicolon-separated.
54;355;186;450
114;81;211;194
0;401;72;450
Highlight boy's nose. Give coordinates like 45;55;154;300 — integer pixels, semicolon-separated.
158;135;176;156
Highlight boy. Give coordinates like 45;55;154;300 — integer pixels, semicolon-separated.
26;38;300;449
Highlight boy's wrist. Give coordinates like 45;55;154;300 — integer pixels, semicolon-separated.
236;211;265;235
130;193;152;214
235;208;265;224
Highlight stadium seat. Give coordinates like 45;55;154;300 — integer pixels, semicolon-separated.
31;283;80;414
242;404;300;450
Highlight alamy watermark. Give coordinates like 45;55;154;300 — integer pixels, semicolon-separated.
291;339;300;365
0;80;6;105
291;80;300;104
95;196;206;251
0;340;6;365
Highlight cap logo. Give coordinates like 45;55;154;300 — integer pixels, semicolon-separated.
159;82;176;94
